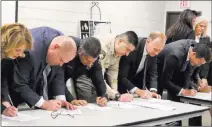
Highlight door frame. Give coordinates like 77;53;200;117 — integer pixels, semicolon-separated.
165;11;182;33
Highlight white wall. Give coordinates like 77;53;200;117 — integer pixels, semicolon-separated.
2;1;211;38
1;1;16;25
164;1;211;38
17;1;166;37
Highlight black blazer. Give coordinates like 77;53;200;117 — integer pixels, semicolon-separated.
1;104;6;113
199;36;210;44
208;62;212;85
118;38;158;94
11;27;66;107
166;29;195;44
1;59;13;102
63;36;106;102
1;59;14;113
157;39;196;95
191;36;211;81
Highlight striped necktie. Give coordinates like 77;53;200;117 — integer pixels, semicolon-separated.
43;64;51;100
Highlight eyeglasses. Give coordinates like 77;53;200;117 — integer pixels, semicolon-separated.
51;109;82;119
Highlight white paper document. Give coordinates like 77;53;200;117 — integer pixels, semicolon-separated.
2;113;40;122
147;98;171;103
55;109;82;115
107;101;135;109
2;121;8;125
78;103;112;111
131;100;176;111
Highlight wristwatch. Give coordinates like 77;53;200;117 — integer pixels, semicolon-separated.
114;93;121;101
150;89;157;93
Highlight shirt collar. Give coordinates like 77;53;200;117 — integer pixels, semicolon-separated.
195;36;200;43
186;47;192;61
196;35;201;38
143;43;148;56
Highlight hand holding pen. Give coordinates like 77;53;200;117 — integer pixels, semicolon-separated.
135;88;152;99
2;95;18;117
119;91;133;102
96;97;107;107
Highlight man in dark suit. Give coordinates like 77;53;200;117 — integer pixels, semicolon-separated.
64;36;108;106
190;41;212;126
206;42;212;86
157;39;211;126
118;32;166;98
208;62;212;85
10;26;78;111
157;39;211;100
191;41;212;88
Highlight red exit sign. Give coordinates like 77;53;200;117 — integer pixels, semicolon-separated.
180;0;190;8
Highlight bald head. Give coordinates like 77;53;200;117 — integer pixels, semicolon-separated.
47;36;77;66
146;31;166;57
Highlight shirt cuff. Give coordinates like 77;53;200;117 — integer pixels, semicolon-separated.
34;97;45;108
106;85;119;100
150;88;157;92
54;95;66;101
178;88;183;95
130;87;138;94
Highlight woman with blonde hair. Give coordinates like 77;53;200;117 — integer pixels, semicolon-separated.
192;16;211;88
191;16;211;126
194;16;210;43
1;23;32;117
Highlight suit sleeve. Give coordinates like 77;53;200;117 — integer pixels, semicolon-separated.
1;60;12;103
118;53;136;91
183;64;196;89
62;65;75;102
199;63;210;78
50;67;66;98
89;60;106;97
161;55;182;95
1;103;6;113
65;86;74;102
12;56;41;107
146;56;158;90
1;78;9;102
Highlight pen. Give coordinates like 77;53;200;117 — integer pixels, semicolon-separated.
8;95;14;106
8;95;18;116
127;90;130;94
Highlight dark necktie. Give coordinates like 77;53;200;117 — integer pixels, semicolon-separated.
181;61;189;72
142;55;149;89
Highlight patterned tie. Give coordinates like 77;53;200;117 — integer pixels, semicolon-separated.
43;64;51;100
180;61;189;72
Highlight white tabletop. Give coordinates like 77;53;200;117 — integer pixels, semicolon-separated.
2;98;209;126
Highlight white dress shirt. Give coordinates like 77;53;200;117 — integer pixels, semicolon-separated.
130;44;157;93
195;35;201;43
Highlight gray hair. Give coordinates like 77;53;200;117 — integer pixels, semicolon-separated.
80;37;101;58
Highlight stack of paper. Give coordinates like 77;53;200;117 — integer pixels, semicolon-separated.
2;113;40;122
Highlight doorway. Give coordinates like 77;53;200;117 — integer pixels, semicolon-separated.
165;12;181;34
